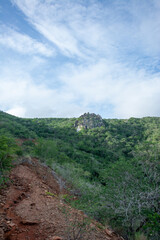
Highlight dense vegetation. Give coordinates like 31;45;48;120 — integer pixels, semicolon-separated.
0;110;160;240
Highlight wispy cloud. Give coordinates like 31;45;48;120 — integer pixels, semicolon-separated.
0;58;87;118
0;26;54;56
1;57;160;118
60;60;160;118
12;0;160;61
11;0;116;59
0;0;160;118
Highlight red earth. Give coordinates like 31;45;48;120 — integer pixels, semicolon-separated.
0;158;123;240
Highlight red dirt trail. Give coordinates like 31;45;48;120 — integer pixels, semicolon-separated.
0;158;123;240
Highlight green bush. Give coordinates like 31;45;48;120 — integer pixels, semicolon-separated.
0;136;17;186
135;232;148;240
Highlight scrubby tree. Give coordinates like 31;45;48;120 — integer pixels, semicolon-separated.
0;136;16;186
99;143;160;240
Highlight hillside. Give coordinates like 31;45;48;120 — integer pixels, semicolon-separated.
0;111;160;240
0;158;122;240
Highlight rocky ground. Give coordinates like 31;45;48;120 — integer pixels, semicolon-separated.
0;158;123;240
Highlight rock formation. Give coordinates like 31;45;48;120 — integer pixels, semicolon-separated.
75;113;105;131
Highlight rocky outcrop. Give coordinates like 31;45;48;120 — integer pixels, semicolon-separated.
75;113;105;131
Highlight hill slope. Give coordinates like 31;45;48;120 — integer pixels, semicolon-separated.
0;111;160;239
0;158;122;240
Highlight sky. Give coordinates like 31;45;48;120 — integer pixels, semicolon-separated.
0;0;160;119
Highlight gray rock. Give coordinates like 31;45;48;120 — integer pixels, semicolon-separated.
74;113;105;130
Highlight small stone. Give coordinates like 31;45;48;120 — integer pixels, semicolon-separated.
9;222;16;227
105;228;113;237
52;236;63;240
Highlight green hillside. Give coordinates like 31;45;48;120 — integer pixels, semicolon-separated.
0;110;160;240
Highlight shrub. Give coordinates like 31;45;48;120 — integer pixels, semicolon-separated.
0;136;17;186
135;232;148;240
61;206;95;240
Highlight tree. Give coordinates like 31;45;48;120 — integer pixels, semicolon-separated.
99;150;160;240
0;136;16;186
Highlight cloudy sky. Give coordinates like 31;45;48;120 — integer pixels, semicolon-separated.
0;0;160;118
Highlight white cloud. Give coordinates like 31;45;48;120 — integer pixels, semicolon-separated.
11;0;83;57
112;76;160;118
11;0;117;59
0;50;160;118
7;106;26;117
59;60;160;118
0;0;159;118
12;0;160;61
0;59;88;118
0;26;54;57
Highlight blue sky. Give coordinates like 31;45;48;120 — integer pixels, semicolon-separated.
0;0;160;118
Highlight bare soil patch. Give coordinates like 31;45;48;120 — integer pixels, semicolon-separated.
0;158;123;240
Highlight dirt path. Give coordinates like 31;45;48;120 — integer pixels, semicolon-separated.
0;159;123;240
